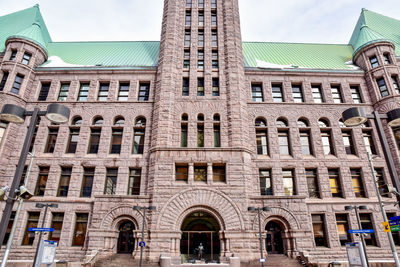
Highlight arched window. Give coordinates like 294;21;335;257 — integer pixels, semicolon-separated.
114;116;125;126
298;118;312;155
276;118;288;128
213;114;220;121
255;118;268;155
93;116;103;126
214;114;221;147
133;117;146;154
197;113;204;121
319;119;334;155
255;118;267;127
72;116;82;126
338;119;346;128
297;118;309;128
318;119;330;128
182;113;189;121
88;117;103;154
277;118;290;155
181;114;188;147
197;114;204;147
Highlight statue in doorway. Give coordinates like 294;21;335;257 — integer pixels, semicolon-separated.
197;243;204;260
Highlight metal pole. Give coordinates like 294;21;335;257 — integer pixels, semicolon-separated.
33;205;49;267
368;152;400;267
354;207;370;267
139;208;146;267
258;208;264;267
0;108;40;247
1;150;35;267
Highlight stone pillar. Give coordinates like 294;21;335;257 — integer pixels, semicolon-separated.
160;255;171;267
207;162;213;185
188;163;194;185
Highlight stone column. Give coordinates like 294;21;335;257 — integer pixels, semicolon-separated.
188;163;194;185
207;162;213;185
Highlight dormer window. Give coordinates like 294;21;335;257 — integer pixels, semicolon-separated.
369;56;379;68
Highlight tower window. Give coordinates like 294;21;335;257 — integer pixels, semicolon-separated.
185;30;191;46
383;53;391;64
182;77;189;96
198;30;204;47
9;50;17;61
11;74;24;94
22;52;31;65
212;78;219;96
212;50;218;69
198;50;204;69
185;11;191;26
377;78;389;97
0;71;9;91
183;49;190;69
392;76;399;94
211;30;218;46
369;56;379;68
197;78;204;96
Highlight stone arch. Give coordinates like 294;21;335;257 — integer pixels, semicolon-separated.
157;189;244;231
177;206;225;231
251;206;300;231
100;205;143;230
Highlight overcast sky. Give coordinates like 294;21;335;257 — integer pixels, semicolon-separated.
0;0;399;44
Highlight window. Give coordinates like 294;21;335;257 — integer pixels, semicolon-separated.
11;74;24;94
375;168;389;197
198;11;204;26
181;121;188;147
329;169;342;197
331;85;343;103
306;169;319;198
45;127;58;153
383;53;391;64
197;124;204;147
211;11;217;26
57;167;72;197
342;130;355;155
0;71;9;91
377;78;389;97
214;124;221;147
213;165;225;182
9;50;17;61
321;130;334;155
363;130;376;155
57;83;70;101
212;50;218;69
182;77;189;96
22;52;31;65
369;56;379;68
292;84;304;103
272;84;283;102
128;168;141;195
133;118;146;154
185;11;191;26
88;128;101;154
251;83;263;102
97;83;109;101
110;118;124;154
312;214;327;247
186;0;192;8
198;0;204;8
67;121;80;154
183;49;190;69
392;76;400;94
176;164;189;181
81;168;95;197
212;78;219;96
78;83;90;101
198;30;204;47
351;168;365;198
104;168;118;195
72;213;88;246
259;169;272;195
336;214;351;246
115;82;130;101
299;120;312;155
22;212;40;245
255;118;268;155
3;212;16;245
350;86;362;103
29;117;40;152
49;213;64;242
194;165;207;182
278;130;290;155
312;85;324;103
198;50;204;69
35;166;49;196
360;214;377;246
197;78;204;96
185;30;191;46
138;82;150;101
211;30;218;46
211;0;217;8
282;169;295;196
0;121;7;148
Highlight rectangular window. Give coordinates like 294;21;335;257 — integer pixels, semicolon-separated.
186;0;192;8
331;85;343;103
212;78;219;96
181;124;188;147
88;128;101;154
360;214;377;246
185;30;191;46
312;214;327;247
183;49;190;69
329;169;342;197
211;0;217;8
198;50;204;69
198;30;204;47
312;85;324;103
336;214;351;246
351;168;365;198
72;213;88;246
292;84;304;103
377;78;389;97
300;130;312;155
128;168;141;195
259;169;272;196
211;30;218;46
66;127;80;153
117;83;130;101
133;128;145;154
282;169;295;196
375;168;389;197
182;77;189;96
363;130;376;155
35;166;49;196
11;74;24;94
350;86;362;103
214;124;221;147
198;0;204;8
194;165;207;182
198;11;204;26
45;127;58;153
321;130;334;155
272;84;283;102
212;50;218;69
3;212;15;245
306;169;319;198
383;53;391;64
77;83;90;101
0;71;9;91
97;83;109;101
278;130;290;155
81;168;94;197
392;76;400;94
211;11;217;26
197;124;204;147
9;50;17;61
0;121;7;148
213;165;225;182
57;167;72;197
104;168;118;195
110;128;123;154
29;118;40;153
342;130;355;155
256;129;268;155
197;78;204;96
22;52;31;65
22;212;40;245
138;82;150;101
369;56;379;68
251;83;263;102
49;213;64;242
185;11;191;26
176;164;189;181
57;83;70;101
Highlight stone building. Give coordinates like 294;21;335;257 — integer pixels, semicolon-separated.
1;0;400;266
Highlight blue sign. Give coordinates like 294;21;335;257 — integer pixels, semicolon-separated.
28;228;54;232
349;229;374;234
391;216;400;221
139;241;146;247
390;220;400;226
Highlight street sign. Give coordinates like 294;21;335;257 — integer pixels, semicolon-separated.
348;229;374;234
260;258;266;263
391;225;400;232
390;216;400;221
28;228;54;232
383;222;391;233
389;220;400;226
139;241;146;247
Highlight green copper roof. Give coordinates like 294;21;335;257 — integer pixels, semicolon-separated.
350;8;400;56
242;42;356;70
0;5;51;52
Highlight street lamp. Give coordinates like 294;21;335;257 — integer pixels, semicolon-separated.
248;206;270;267
133;205;156;267
0;103;70;248
345;205;370;267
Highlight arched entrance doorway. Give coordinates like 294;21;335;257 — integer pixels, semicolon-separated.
117;220;135;254
265;221;284;254
180;212;221;263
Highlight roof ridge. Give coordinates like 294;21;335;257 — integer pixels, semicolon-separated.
242;41;350;46
48;40;160;44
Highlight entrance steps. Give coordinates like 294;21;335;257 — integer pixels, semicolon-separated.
242;255;303;267
92;254;158;267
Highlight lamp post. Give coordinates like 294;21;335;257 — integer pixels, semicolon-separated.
345;205;370;267
248;206;270;267
32;203;58;267
133;205;156;267
0;103;70;248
